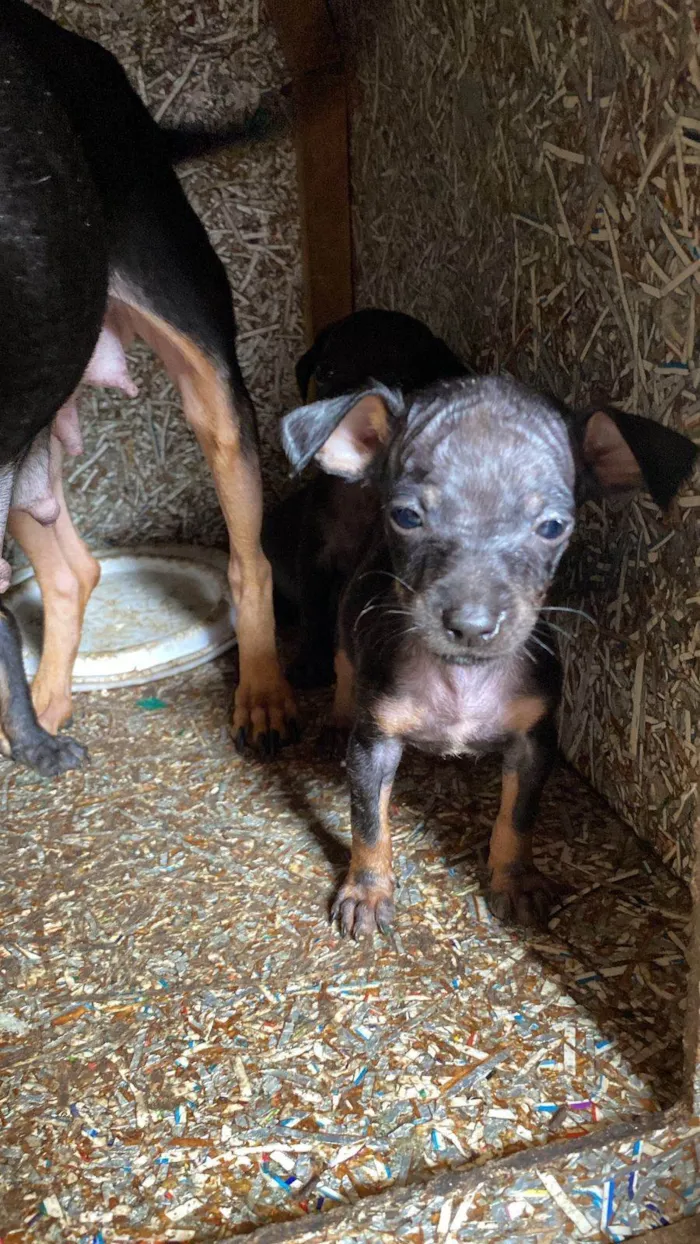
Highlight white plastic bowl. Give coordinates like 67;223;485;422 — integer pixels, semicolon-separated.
7;544;237;690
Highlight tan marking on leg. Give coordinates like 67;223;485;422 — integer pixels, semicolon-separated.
335;776;396;937
503;694;547;734
110;300;295;742
9;439;100;733
486;769;558;927
487;771;533;875
351;778;394;881
330;648;354;729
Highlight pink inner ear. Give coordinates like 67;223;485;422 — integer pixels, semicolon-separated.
316;394;390;477
583;410;642;489
359;429;381;448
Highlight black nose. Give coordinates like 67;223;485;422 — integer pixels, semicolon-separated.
442;604;506;644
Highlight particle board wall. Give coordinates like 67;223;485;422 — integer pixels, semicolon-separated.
31;0;305;550
335;0;700;879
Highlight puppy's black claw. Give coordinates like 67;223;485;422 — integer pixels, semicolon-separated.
331;884;395;939
66;740;90;766
486;892;511;924
516;896;541;928
268;729;281;760
531;889;553;927
255;731;272;761
332;905;346;937
234;726;248;754
486;868;560;930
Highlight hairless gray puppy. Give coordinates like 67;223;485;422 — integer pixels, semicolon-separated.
282;372;697;936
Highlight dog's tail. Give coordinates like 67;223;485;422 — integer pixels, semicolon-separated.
163;89;290;164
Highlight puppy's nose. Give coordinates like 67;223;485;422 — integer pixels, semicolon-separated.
442;604;506;644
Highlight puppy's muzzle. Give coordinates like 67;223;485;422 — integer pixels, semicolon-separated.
442;603;506;646
411;572;545;661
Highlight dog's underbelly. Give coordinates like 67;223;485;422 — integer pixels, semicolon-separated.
7;299;137;535
372;651;538;755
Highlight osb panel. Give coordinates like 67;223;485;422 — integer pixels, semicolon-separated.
29;0;304;550
340;0;700;880
0;664;692;1238
245;1113;700;1241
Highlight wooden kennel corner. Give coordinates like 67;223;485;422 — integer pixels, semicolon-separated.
265;0;353;344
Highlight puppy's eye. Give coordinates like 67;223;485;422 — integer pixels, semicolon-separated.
391;506;423;531
535;517;568;541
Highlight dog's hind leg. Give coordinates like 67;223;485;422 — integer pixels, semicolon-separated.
103;150;297;757
9;437;100;733
111;298;296;758
176;344;297;757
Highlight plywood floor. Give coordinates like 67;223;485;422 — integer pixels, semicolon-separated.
0;658;691;1240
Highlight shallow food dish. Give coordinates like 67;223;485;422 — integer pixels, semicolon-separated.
7;545;237;690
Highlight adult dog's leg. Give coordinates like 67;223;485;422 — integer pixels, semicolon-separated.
8;438;100;733
112;300;296;758
104;127;298;758
177;343;297;757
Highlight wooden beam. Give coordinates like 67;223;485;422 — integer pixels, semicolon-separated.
265;0;353;341
291;66;353;340
264;0;339;76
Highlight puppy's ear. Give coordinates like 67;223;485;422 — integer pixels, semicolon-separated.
575;406;697;509
281;384;404;478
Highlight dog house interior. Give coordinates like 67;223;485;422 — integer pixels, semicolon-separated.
2;0;699;1240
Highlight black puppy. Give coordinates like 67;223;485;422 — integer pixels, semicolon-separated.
264;309;468;687
0;0;296;766
282;376;697;935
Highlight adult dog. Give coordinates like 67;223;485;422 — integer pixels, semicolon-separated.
1;0;296;766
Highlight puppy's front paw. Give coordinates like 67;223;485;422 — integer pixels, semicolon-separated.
486;866;563;929
12;729;88;777
331;873;395;939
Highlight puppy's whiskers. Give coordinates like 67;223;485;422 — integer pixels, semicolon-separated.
527;631;556;659
542;621;572;641
540;605;596;626
382;608;415;621
376;621;420;659
354;592;383;631
359;569;415;594
535;618;572;642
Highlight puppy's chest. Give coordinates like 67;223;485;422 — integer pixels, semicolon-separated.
372;657;535;754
